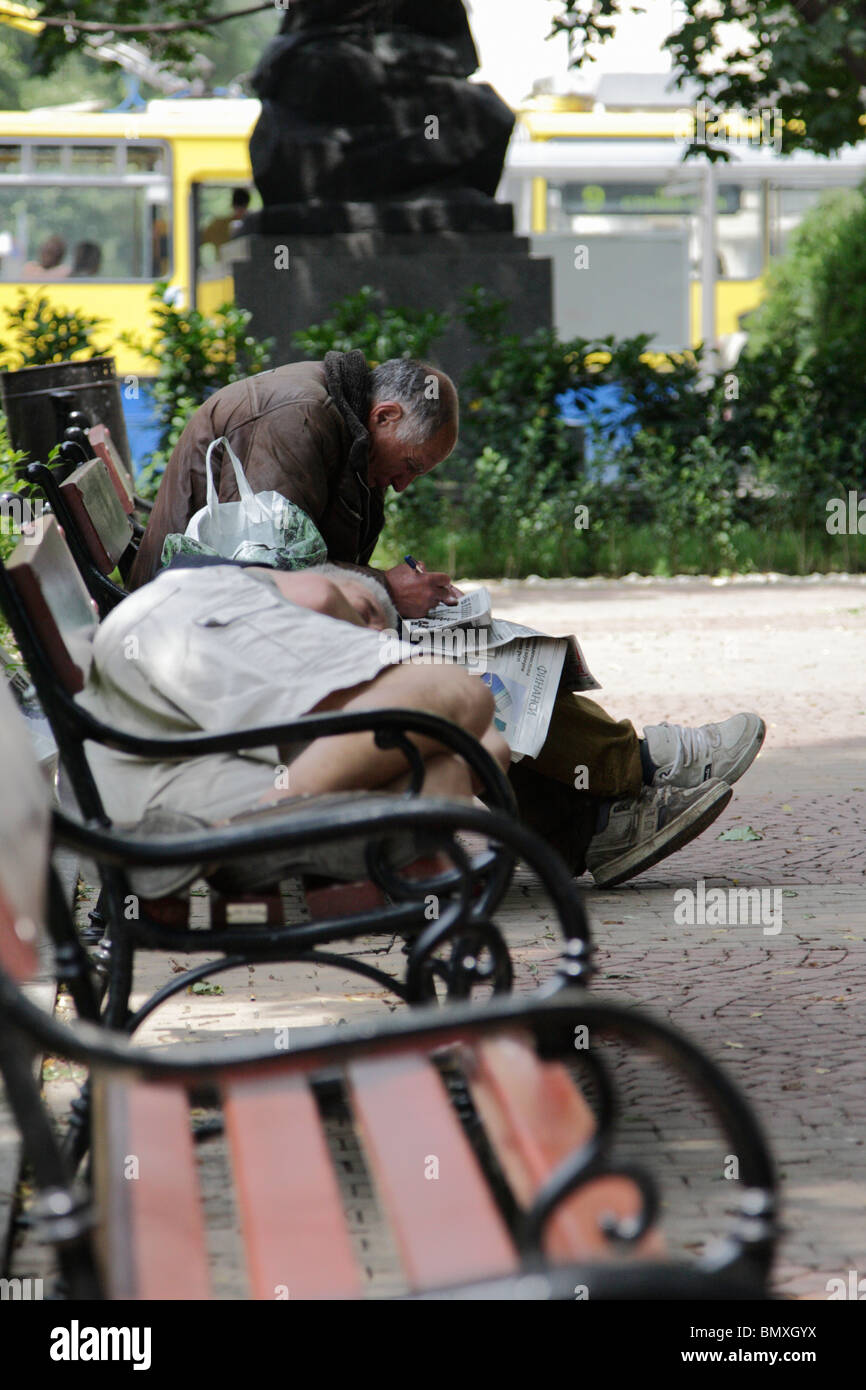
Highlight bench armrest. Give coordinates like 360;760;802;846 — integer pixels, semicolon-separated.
68;702;515;810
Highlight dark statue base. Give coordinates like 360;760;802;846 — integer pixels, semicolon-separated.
229;226;552;380
244;196;514;237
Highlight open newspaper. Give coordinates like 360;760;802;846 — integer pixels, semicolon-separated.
401;587;600;760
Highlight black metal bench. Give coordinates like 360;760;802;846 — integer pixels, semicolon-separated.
0;671;778;1300
0;517;593;1042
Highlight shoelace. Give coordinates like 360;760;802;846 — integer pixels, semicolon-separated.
654;721;720;782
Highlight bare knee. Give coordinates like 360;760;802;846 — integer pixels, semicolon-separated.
442;668;494;737
486;729;511;771
468;676;495;733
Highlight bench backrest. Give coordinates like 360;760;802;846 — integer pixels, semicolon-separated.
60;458;135;574
88;423;135;507
5;515;99;695
0;675;50;982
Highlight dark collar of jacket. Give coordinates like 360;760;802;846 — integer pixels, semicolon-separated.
324;349;384;563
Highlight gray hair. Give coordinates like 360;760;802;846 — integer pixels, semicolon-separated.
311;563;400;631
369;358;457;445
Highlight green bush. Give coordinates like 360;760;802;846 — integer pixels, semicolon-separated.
292;279;866;579
123;283;274;494
291;285;448;363
746;187;865;375
0;411;28;560
0;290;108;369
0;411;30;661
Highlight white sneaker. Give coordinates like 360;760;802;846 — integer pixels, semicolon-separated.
643;713;765;789
586;779;733;888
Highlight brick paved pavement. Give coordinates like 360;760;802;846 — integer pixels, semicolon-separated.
6;576;865;1298
491;576;866;1299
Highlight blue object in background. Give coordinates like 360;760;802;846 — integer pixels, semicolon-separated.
555;382;641;482
121;381;162;478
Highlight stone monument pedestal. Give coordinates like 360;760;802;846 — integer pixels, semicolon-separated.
229;219;552;379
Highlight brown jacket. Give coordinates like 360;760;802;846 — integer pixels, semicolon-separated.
129;359;384;588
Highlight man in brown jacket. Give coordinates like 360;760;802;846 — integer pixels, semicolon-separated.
129;351;459;617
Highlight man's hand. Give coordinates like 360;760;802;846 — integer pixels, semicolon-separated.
384;561;461;619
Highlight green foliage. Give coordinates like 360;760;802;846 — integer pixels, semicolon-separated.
292;278;866;579
123;282;274;490
725;186;866;565
746;189;865;372
28;0;280;90
0;291;108;369
0;26;125;110
457;286;707;477
550;1;866;157
0;412;30;658
31;0;223;79
0;412;28;563
291;286;449;364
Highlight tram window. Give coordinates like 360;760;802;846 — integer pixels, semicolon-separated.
32;146;64;172
0;140;172;280
127;145;166;174
70;145;120;174
0;185;172;281
196;182;256;270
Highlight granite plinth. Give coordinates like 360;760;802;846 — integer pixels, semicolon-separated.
229;231;552;380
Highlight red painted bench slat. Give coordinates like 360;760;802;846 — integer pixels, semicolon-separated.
347;1052;518;1291
222;1072;361;1300
88;423;135;508
464;1034;664;1262
93;1078;211;1300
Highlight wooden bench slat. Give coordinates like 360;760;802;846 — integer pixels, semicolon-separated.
348;1053;517;1291
88;423;135;507
61;458;134;573
7;516;98;693
93;1077;211;1300
465;1035;664;1263
223;1073;361;1301
304;855;451;920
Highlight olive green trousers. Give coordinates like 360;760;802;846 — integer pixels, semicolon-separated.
508;693;643;875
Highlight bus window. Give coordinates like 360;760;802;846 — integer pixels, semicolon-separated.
0;140;172;282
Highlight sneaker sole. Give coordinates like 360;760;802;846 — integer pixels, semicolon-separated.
589;782;733;888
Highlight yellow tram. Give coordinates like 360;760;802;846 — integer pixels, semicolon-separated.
0;99;259;376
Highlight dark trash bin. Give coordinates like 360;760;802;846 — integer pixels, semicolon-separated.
0;357;132;476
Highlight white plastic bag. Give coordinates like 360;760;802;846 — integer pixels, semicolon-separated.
178;436;325;567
